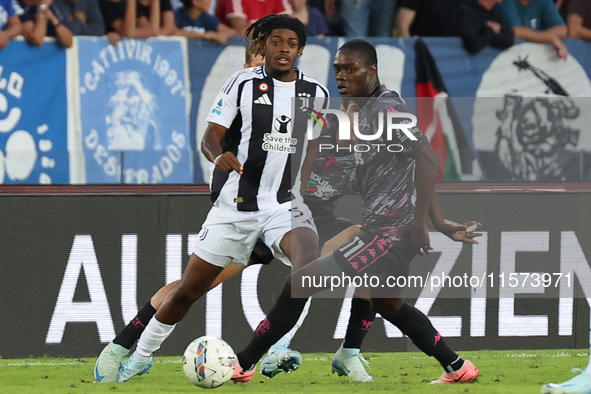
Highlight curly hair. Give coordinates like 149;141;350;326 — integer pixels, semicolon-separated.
244;14;307;57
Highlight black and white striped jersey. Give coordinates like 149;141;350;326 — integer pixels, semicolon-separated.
205;65;329;212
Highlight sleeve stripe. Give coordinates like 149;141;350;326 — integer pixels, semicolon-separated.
222;71;246;94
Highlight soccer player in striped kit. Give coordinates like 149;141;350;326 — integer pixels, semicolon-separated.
114;14;332;382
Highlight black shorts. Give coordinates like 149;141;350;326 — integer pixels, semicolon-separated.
249;239;276;265
333;227;416;277
315;215;357;247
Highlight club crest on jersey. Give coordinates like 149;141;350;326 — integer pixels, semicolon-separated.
259;82;269;92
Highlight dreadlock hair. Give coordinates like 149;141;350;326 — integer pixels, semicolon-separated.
338;39;378;67
244;14;307;58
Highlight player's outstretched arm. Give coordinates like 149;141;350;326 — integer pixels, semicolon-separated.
300;139;319;196
427;182;482;244
440;219;482;244
201;122;243;174
411;144;439;256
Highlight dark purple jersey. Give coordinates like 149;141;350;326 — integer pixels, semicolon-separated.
304;125;358;203
354;86;428;244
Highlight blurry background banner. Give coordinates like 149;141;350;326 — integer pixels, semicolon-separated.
73;37;193;184
1;37;591;185
189;38;591;184
0;41;68;185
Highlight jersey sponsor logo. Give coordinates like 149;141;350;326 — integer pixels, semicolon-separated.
262;133;297;154
254;94;272;105
273;115;292;134
307;172;337;199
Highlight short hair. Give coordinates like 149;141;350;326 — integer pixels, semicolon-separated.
245;44;258;63
338;39;378;67
181;0;192;10
244;14;307;57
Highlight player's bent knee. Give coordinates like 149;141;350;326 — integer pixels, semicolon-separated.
171;284;208;308
370;298;405;316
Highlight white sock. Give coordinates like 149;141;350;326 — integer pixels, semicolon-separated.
276;297;312;347
133;318;175;362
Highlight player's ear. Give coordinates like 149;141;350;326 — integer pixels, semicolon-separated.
297;47;304;57
259;42;266;59
368;64;377;78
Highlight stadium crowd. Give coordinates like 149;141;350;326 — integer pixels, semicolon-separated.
0;0;588;53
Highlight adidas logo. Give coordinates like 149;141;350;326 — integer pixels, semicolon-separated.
254;94;272;105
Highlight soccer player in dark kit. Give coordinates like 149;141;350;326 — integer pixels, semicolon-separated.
231;39;482;385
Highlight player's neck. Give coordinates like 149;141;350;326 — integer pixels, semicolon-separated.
265;66;297;82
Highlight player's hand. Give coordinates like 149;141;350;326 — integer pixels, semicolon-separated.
438;219;482;244
411;222;432;257
215;152;243;174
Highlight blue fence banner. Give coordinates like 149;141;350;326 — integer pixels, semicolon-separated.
76;37;192;184
0;41;68;184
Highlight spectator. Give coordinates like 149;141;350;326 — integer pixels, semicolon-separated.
18;0;74;47
215;0;291;36
100;0;175;45
52;0;105;36
174;0;236;43
0;0;21;49
567;0;591;40
289;0;328;37
311;0;345;36
339;0;396;36
458;0;514;53
501;0;568;59
396;0;465;37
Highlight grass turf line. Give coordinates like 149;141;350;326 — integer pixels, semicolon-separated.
0;349;588;393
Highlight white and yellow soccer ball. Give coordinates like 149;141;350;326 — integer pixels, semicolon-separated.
182;336;237;389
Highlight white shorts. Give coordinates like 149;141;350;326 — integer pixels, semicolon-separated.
192;201;317;268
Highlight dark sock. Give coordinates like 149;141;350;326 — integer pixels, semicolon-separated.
388;302;463;373
113;301;157;350
236;289;308;370
343;297;376;349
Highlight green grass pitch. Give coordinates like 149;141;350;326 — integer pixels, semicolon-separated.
0;350;588;394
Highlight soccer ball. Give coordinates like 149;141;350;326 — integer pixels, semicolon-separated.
182;336;236;388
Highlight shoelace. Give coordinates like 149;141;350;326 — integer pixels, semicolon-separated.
354;353;373;372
